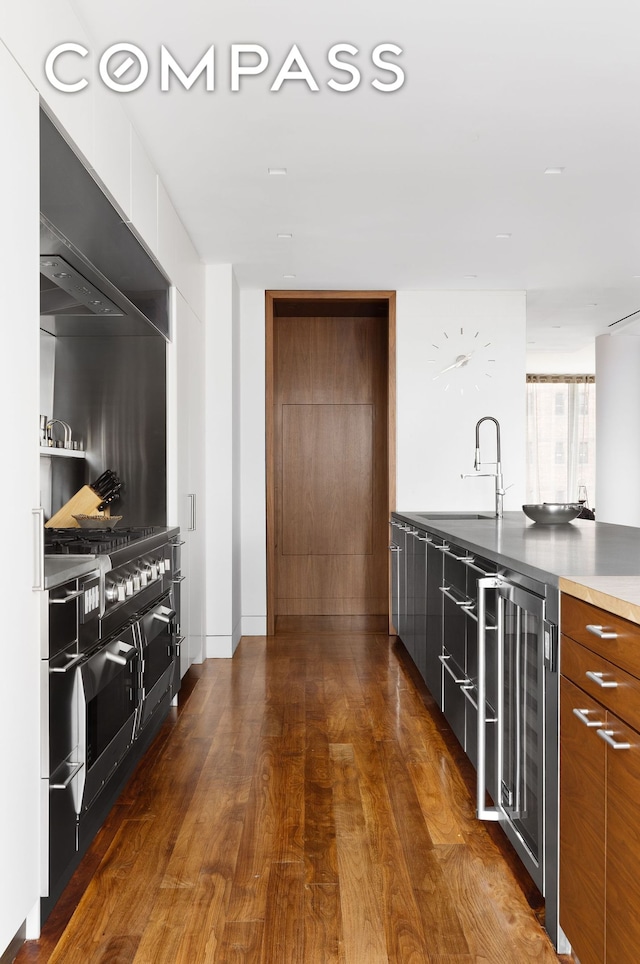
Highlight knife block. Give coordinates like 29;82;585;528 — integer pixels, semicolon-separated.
45;486;111;528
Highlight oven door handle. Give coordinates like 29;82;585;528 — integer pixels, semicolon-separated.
152;607;177;624
50;761;84;790
50;652;84;674
105;642;137;667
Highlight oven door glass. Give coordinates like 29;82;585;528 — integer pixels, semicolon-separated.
74;624;139;813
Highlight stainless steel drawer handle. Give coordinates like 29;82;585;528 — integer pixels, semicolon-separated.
444;550;475;562
462;558;494;576
172;576;186;584
50;761;84;790
573;707;605;728
440;586;474;607
438;654;470;685
388;545;403;552
417;534;432;543
50;589;84;604
586;624;618;640
597;728;631;750
434;543;450;552
50;652;84;674
585;670;618;689
153;608;177;624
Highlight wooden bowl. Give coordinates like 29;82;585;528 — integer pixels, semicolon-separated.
72;514;123;529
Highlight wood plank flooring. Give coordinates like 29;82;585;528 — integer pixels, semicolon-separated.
17;634;571;963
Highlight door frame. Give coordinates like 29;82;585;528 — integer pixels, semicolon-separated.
265;289;396;635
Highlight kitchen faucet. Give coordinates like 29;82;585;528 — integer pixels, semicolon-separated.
461;416;509;518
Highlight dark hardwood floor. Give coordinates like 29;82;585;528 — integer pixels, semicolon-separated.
17;633;572;963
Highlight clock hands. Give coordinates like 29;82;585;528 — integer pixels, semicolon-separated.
435;352;474;377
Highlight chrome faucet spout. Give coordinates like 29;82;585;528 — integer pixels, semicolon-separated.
463;416;506;518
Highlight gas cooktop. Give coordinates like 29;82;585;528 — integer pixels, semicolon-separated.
44;526;160;555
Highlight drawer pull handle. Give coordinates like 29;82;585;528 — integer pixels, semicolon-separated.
573;707;605;728
586;624;618;640
585;670;618;689
438;654;470;685
597;728;631;750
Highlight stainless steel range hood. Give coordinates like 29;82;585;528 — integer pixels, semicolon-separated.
40;109;171;339
40;251;124;318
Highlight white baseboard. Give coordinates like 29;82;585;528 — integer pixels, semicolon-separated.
241;616;267;636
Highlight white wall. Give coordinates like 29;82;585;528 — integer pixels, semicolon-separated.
396;291;527;512
595;334;640;526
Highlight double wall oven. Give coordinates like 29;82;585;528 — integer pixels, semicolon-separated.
41;525;184;918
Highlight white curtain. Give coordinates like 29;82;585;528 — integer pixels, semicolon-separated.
526;375;596;508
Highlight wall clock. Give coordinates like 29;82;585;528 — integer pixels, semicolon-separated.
428;326;496;394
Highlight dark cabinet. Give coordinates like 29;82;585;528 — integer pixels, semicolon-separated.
425;537;443;706
390;521;429;691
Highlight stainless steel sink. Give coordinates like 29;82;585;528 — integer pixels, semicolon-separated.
412;512;494;520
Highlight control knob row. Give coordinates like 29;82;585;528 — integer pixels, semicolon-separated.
105;558;169;604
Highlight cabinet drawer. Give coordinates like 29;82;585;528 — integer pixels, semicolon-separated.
561;634;640;731
562;594;640;679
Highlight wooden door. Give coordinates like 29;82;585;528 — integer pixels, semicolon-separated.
266;294;395;634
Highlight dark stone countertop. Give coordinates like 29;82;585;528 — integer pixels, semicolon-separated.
392;510;640;589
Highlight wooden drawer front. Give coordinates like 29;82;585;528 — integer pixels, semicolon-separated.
561;634;640;731
606;709;640;964
562;593;640;679
559;676;606;964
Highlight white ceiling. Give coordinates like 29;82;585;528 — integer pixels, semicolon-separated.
68;0;640;354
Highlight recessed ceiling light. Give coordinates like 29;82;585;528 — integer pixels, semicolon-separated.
544;167;565;175
268;167;288;175
277;233;292;239
496;233;512;239
283;273;296;279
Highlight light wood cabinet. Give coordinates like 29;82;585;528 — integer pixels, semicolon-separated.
560;593;640;964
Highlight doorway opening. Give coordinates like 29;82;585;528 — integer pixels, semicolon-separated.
265;291;396;635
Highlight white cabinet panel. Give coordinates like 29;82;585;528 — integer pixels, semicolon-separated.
92;86;131;220
131;129;158;256
175;293;205;670
1;4;96;163
0;39;41;954
158;181;205;322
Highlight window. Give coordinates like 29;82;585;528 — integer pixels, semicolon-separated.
526;375;596;507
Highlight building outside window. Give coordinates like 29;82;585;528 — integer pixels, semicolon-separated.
526;374;596;509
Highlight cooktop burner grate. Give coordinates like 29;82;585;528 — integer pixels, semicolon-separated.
44;526;158;554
